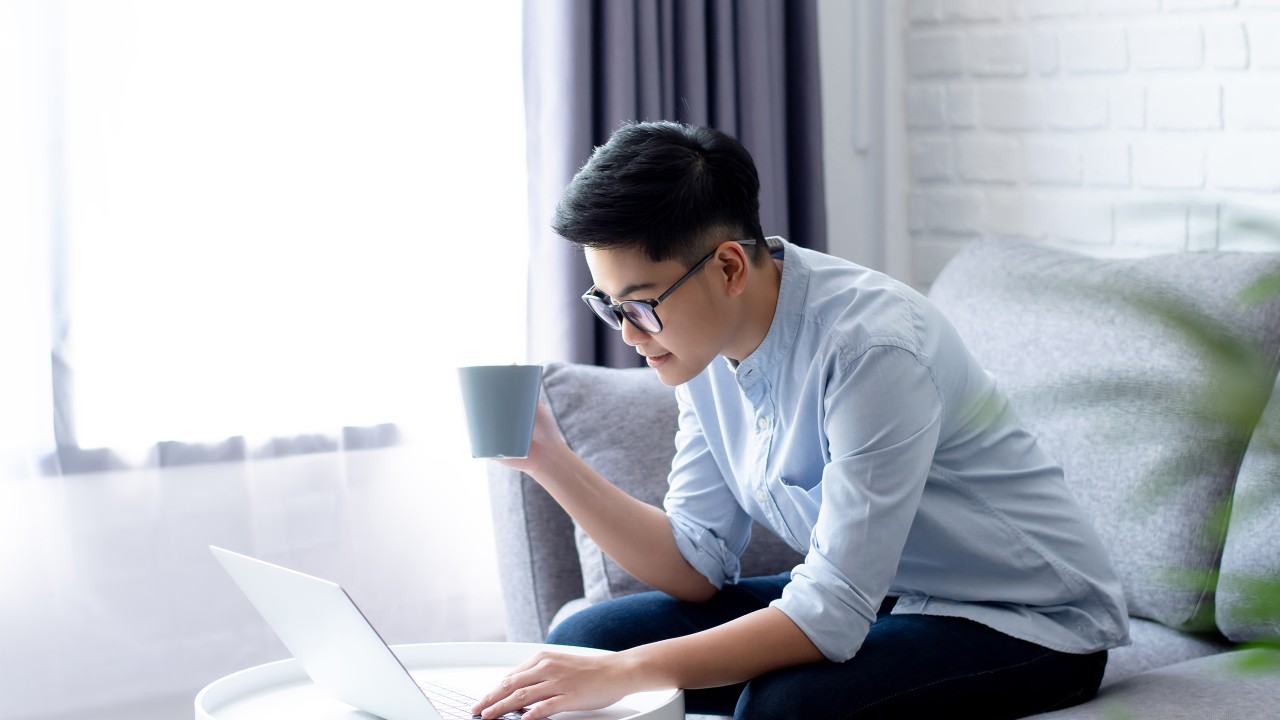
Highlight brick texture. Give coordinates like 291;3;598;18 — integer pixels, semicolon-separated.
900;1;1280;285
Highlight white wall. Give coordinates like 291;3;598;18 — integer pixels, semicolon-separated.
907;0;1280;284
821;0;1280;289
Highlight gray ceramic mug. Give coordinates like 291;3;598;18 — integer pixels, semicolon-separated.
456;364;544;458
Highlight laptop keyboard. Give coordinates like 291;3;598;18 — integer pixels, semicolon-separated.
416;678;530;720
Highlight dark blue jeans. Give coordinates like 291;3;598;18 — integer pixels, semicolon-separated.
546;574;1106;719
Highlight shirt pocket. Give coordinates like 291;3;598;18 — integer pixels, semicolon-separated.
778;473;822;493
772;475;823;550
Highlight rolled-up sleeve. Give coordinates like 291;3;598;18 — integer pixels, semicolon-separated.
771;345;943;662
664;385;754;590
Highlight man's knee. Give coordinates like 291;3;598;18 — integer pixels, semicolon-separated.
544;602;620;649
544;591;685;651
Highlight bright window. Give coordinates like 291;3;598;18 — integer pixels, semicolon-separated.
59;0;527;448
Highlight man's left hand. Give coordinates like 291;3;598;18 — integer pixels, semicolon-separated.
471;649;640;720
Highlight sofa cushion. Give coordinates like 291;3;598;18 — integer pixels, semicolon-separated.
1027;649;1280;719
1217;375;1280;642
1102;618;1233;687
541;362;802;604
928;239;1280;630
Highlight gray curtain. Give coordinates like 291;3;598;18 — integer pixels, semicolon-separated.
523;0;825;368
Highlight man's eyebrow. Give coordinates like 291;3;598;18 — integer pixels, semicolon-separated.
608;281;659;299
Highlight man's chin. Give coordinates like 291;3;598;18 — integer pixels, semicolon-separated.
653;368;683;387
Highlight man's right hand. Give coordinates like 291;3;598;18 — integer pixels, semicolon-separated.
496;400;568;479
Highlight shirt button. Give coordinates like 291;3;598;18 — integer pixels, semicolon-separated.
757;417;768;431
756;489;767;503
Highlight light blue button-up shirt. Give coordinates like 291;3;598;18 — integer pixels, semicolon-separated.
665;237;1131;663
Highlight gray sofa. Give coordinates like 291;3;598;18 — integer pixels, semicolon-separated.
488;238;1280;718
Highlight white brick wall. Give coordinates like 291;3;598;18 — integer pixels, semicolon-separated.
902;0;1280;285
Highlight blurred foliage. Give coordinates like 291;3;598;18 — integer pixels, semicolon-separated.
946;205;1280;712
1069;207;1280;720
1134;207;1280;673
1103;700;1137;720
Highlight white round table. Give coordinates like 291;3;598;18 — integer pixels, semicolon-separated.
195;641;685;720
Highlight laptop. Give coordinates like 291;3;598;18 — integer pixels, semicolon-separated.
210;545;527;720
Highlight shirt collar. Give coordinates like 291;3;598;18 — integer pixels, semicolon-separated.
723;236;808;389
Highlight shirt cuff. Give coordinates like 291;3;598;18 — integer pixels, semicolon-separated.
668;513;741;590
770;563;878;662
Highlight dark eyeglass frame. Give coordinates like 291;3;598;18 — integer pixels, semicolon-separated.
581;238;758;335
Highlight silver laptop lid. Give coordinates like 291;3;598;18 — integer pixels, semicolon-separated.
210;545;440;720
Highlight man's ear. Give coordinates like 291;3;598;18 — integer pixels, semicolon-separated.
716;241;751;297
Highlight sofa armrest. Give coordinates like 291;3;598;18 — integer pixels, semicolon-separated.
486;461;583;642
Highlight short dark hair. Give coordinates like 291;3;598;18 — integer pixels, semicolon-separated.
552;121;767;266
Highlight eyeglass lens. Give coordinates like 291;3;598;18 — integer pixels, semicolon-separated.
585;295;622;329
620;304;661;333
585;295;663;334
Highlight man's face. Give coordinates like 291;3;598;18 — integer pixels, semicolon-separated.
584;246;730;386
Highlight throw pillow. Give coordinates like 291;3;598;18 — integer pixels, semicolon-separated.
929;238;1280;630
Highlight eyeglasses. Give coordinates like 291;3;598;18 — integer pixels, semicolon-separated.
581;239;758;335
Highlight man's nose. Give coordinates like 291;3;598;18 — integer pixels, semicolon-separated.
619;317;649;347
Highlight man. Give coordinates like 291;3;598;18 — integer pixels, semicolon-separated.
473;122;1129;720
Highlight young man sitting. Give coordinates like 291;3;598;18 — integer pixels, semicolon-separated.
473;121;1129;720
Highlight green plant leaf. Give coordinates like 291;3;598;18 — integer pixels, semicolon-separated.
1234;642;1280;673
1241;273;1280;307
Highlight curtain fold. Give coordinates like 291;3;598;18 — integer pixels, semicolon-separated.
523;0;826;368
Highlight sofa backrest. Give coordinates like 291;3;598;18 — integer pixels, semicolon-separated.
928;238;1280;632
